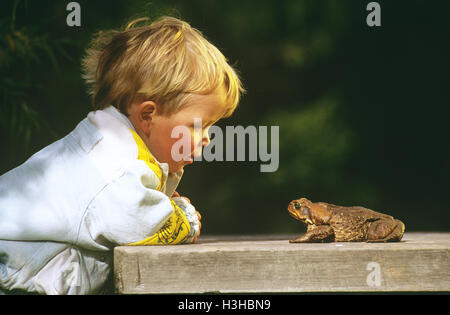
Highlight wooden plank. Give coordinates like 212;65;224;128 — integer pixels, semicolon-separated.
114;233;450;293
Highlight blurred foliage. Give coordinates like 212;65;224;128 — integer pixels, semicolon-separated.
0;0;65;159
1;0;449;233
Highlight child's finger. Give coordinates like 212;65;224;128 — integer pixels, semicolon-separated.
172;191;180;198
182;196;190;203
196;210;202;221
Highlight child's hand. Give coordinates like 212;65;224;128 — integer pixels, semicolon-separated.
172;191;202;243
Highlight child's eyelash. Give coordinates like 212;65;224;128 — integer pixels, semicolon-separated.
188;120;215;129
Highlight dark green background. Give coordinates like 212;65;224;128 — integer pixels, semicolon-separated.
1;0;449;234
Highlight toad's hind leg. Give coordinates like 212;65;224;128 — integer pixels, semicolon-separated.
290;225;334;243
366;219;405;242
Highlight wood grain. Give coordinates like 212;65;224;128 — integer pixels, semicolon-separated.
114;233;450;293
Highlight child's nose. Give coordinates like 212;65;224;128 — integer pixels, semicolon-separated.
202;133;210;147
202;129;210;147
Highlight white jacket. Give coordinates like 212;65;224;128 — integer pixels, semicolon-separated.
0;106;199;294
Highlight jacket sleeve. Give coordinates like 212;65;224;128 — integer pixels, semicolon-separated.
127;196;200;246
171;197;201;244
80;161;177;249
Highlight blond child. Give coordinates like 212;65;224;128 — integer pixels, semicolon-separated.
0;16;244;294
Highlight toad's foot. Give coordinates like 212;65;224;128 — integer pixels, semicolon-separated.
290;225;335;243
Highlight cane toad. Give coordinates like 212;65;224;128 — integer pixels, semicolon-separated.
288;198;405;243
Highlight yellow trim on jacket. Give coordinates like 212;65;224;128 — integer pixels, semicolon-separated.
129;129;163;191
126;129;191;245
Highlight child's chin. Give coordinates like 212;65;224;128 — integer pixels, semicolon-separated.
168;158;193;173
169;163;186;173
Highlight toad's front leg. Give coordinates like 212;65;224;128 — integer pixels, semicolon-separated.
290;225;335;243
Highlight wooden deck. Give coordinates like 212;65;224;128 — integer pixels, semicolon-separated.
114;232;450;293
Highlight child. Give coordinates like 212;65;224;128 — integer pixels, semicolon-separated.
0;16;244;294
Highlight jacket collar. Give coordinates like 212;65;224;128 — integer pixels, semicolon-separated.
87;106;183;196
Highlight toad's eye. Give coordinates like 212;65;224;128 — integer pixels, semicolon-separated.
294;201;301;210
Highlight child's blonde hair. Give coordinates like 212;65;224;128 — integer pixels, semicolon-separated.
82;16;244;117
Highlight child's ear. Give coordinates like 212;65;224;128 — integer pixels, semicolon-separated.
139;101;157;135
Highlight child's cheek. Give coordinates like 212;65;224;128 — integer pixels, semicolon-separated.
192;130;204;158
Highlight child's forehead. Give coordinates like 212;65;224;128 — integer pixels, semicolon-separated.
186;88;228;111
174;91;228;121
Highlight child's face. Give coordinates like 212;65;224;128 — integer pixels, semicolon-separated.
147;88;227;173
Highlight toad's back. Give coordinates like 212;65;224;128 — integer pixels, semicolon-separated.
326;204;394;242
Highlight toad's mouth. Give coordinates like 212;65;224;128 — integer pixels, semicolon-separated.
288;210;315;226
288;209;312;225
288;209;300;220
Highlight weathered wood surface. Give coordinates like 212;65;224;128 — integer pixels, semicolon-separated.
114;232;450;294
